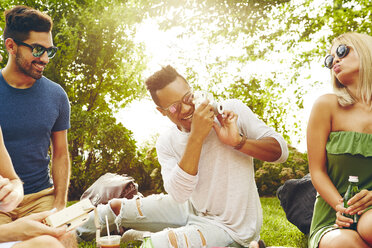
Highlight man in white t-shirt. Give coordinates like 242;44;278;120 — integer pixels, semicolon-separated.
77;65;288;247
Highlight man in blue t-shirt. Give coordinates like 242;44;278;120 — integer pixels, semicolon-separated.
1;126;72;248
0;5;71;224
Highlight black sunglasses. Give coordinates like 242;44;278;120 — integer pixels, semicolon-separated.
324;44;350;69
13;39;58;59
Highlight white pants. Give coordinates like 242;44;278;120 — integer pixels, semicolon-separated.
76;194;243;247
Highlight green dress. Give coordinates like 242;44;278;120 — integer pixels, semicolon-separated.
309;131;372;248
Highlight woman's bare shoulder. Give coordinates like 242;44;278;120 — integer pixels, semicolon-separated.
313;94;338;108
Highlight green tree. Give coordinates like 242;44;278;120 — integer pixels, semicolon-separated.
225;77;291;141
3;0;371;198
50;0;149;199
134;0;372;146
134;0;303;144
0;0;150;199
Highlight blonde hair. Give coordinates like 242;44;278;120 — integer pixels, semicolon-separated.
330;32;372;107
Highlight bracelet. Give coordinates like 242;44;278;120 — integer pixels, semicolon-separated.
234;134;246;150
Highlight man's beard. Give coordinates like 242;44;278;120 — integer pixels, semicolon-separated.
15;51;45;80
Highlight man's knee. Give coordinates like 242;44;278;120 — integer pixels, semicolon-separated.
110;199;122;216
109;198;143;221
109;198;142;217
115;197;145;221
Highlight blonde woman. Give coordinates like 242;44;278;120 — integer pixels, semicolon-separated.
307;32;372;248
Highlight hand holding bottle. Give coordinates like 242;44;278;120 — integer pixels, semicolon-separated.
345;189;372;216
335;176;361;229
335;198;354;228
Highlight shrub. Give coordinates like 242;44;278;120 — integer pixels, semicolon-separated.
135;144;165;195
68;109;139;200
255;145;308;196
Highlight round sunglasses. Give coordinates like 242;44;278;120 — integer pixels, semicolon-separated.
161;91;194;115
13;39;58;59
324;44;350;69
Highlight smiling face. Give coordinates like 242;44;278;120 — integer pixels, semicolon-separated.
156;76;195;132
14;31;53;80
330;42;360;88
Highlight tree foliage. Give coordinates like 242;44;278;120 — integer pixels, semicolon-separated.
0;0;153;199
50;0;150;199
136;0;372;147
2;0;372;198
146;0;291;34
225;77;291;141
135;0;304;143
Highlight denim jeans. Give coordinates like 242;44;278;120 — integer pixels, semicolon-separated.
76;194;242;247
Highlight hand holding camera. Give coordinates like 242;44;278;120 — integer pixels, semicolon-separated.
192;91;224;115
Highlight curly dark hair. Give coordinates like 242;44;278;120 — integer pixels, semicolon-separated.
3;5;53;42
145;65;188;106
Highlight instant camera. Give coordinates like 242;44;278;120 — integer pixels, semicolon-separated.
193;91;224;115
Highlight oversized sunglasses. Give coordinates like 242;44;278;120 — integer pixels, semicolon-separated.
13;39;58;59
324;44;350;69
161;91;194;114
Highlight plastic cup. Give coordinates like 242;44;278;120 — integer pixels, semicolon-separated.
99;235;121;248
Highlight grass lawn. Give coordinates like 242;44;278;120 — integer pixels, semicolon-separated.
77;197;308;248
260;197;308;248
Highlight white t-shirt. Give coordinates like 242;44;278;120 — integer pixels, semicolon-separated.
156;99;288;246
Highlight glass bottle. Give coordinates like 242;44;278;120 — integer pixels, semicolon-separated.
343;175;360;230
140;232;154;248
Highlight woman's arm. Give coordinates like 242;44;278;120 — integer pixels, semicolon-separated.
307;95;342;211
0;127;23;212
0;211;66;242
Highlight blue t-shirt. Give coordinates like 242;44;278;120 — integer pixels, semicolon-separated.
0;71;70;194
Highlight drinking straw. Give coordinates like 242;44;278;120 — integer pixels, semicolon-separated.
105;215;110;238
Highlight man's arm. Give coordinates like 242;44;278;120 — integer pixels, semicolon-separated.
0;127;24;212
237;137;283;162
178;101;215;175
51;130;70;210
158;101;215;203
213;100;288;163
